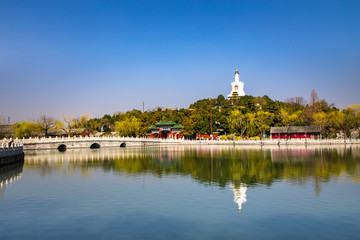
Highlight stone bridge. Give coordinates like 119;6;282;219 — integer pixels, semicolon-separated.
20;136;166;150
2;136;360;151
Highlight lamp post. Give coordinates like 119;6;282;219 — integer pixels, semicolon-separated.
210;98;213;139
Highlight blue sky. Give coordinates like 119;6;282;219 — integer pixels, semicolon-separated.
1;0;359;122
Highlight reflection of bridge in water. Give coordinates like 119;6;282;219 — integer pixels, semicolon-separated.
25;148;148;163
0;162;23;199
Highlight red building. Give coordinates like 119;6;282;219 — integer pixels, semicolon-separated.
270;126;321;140
147;121;184;139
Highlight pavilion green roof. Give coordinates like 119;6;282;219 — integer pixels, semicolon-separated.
172;124;184;129
148;125;159;130
155;121;176;126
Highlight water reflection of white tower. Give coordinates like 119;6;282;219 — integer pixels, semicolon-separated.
229;183;247;214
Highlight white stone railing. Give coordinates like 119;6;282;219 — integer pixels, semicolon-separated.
0;142;23;149
1;136;360;146
0;145;23;158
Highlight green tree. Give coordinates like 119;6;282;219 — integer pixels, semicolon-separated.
254;111;275;138
228;110;249;138
329;107;357;139
77;114;92;128
246;112;258;137
279;108;303;126
87;118;102;133
313;112;330;138
216;94;226;106
13;121;42;138
182;116;196;136
115;116;141;137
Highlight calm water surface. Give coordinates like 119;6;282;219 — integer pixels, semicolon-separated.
1;145;360;239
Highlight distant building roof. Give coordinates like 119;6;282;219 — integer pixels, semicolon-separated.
161;108;178;111
270;126;321;134
148;122;184;133
0;124;13;129
155;121;176;126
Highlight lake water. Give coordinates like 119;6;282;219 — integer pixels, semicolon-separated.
1;145;360;240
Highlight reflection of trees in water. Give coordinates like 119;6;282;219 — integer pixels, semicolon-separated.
271;146;360;194
24;146;360;194
0;162;24;199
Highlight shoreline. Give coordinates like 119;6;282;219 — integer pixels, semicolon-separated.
171;139;359;146
17;138;360;150
2;137;359;151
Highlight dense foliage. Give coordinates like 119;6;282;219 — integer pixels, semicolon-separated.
5;90;360;139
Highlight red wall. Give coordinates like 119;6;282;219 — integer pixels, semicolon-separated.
271;133;311;139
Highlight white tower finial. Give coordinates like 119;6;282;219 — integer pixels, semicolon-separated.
235;69;239;82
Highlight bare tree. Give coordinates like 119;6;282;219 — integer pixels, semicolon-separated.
0;114;6;124
0;114;12;138
310;89;319;106
285;97;306;106
37;114;56;137
61;115;77;137
285;97;307;108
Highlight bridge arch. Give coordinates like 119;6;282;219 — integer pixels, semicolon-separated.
58;144;67;151
120;142;126;148
90;143;101;149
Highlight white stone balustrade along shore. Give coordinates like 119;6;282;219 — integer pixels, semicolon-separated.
0;145;24;156
0;136;359;151
0;142;24;166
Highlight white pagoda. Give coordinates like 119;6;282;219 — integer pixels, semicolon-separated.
228;69;245;98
